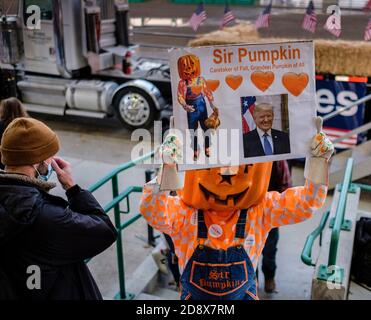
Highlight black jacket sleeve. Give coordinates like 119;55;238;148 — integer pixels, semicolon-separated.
0;121;5;170
35;186;118;265
66;185;108;216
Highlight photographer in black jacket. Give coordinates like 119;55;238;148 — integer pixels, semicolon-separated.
0;118;117;300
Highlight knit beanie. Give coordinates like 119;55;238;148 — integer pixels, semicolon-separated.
0;118;60;166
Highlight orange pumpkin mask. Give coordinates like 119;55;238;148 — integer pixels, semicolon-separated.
178;54;201;81
180;163;273;211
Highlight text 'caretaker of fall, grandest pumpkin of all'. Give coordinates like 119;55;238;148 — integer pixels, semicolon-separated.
139;117;334;300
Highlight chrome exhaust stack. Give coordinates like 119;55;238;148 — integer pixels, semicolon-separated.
114;0;130;47
0;15;22;65
84;0;101;54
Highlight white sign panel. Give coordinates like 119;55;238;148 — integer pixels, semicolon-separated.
169;40;317;170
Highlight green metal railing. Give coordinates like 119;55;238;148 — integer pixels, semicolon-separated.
327;158;354;266
353;183;371;192
301;158;359;284
87;151;155;300
301;210;330;266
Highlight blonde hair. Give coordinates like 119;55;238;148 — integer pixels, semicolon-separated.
253;103;273;117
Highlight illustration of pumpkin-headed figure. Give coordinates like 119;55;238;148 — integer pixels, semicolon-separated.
180;163;273;212
177;54;202;82
177;54;220;161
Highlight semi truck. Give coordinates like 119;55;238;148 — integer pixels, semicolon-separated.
0;0;172;130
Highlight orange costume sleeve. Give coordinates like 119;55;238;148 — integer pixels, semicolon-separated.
177;80;187;108
140;182;194;236
261;180;328;228
140;179;327;272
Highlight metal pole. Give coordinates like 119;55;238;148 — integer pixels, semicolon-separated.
322;94;371;122
332;121;371;144
112;175;127;300
145;169;157;247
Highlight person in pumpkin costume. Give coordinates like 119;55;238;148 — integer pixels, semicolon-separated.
140;118;333;300
177;54;219;160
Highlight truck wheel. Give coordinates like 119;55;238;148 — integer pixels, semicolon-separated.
113;87;157;130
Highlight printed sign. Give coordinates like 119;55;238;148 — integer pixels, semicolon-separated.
169;40;317;170
316;79;367;150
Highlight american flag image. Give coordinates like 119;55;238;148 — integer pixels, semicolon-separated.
324;11;341;37
364;18;371;41
241;96;257;134
220;3;236;29
189;3;207;32
255;1;272;29
324;127;358;150
302;1;317;33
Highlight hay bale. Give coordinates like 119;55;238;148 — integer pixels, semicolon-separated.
314;40;371;77
189;23;371;77
189;21;259;47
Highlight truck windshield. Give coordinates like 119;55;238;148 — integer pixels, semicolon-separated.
24;0;53;21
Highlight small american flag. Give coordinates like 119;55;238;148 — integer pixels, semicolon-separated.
363;0;371;11
324;11;341;37
364;18;371;41
241;96;256;134
302;1;317;33
189;3;207;32
220;3;235;29
255;1;272;29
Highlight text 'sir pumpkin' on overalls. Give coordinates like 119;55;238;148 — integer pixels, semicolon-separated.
180;209;258;300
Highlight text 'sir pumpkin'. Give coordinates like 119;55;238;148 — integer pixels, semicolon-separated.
225;75;243;91
251;72;275;92
282;72;309;97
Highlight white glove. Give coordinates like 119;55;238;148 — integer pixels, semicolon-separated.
304;117;334;185
159;133;182;165
156;117;184;191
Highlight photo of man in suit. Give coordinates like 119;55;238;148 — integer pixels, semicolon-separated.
243;103;291;158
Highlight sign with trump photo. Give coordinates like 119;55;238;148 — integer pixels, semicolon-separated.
169;40;317;170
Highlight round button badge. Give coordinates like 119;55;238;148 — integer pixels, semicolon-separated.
209;224;223;238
